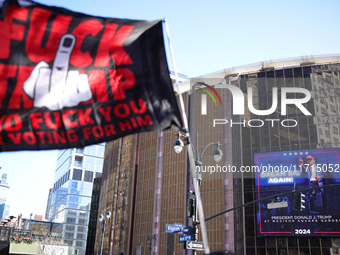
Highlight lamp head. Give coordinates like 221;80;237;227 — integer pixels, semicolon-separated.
173;139;184;154
99;213;104;222
212;143;223;162
106;208;111;219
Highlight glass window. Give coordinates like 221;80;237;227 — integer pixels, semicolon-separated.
333;126;338;134
299;237;309;247
66;217;76;223
321;238;332;248
65;232;74;238
56;149;72;175
310;237;320;248
65;225;75;231
288;237;297;247
311;248;322;255
319;129;323;135
65;240;73;246
78;219;87;224
76;148;84;154
266;237;276;247
74;158;83;168
68;210;76;216
256;237;265;247
246;248;255;255
277;237;287;247
77;233;85;239
325;130;330;138
257;248;265;255
72;169;82;181
266;248;276;255
95;172;102;178
79;212;88;218
246;237;255;247
84;171;93;182
76;241;85;248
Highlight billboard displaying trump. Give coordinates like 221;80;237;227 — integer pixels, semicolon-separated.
255;148;340;236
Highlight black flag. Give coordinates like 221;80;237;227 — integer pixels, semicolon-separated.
0;0;183;151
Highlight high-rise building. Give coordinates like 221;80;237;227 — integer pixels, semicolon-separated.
0;174;10;221
45;188;53;220
94;54;340;255
48;144;105;255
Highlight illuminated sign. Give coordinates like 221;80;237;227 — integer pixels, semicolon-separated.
255;148;340;236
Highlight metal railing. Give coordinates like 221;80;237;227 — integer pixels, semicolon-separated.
0;227;32;242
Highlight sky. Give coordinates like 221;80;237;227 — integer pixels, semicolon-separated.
0;0;339;219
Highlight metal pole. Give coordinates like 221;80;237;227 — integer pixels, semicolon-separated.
192;178;198;255
191;142;217;255
164;19;210;254
100;219;106;255
29;213;32;230
149;240;151;255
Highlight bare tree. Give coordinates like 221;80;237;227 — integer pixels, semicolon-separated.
34;229;71;255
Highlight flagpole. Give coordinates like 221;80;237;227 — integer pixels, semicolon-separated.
163;19;210;254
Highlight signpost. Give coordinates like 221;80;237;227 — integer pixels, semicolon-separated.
185;241;204;251
165;223;184;233
182;227;191;234
179;235;191;243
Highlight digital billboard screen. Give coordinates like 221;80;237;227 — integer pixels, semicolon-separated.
255;148;340;236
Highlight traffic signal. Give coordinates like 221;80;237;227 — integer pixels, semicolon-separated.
293;192;306;211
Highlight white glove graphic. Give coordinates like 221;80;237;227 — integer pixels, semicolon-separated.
23;34;92;111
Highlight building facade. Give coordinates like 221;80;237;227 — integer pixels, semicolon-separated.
95;54;340;255
48;144;105;255
0;174;9;221
230;56;340;255
85;176;102;255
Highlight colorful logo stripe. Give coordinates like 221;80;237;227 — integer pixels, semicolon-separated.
198;87;216;105
196;82;222;106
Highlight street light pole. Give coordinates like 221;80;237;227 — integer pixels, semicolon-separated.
99;208;111;255
29;213;33;230
147;235;156;255
173;132;223;254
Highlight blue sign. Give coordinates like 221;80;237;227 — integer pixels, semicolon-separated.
179;235;191;243
182;227;191;234
166;223;184;233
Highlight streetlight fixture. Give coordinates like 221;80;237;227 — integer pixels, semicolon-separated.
146;235;156;255
174;132;223;180
212;146;223;162
99;208;111;255
173;137;185;153
173;132;223;253
174;132;222;161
